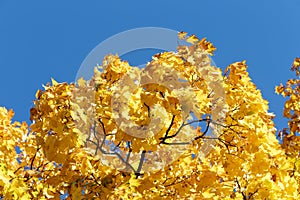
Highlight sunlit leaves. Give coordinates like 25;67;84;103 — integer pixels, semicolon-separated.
275;57;300;194
0;32;300;199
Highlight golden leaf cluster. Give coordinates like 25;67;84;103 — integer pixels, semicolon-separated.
0;33;299;199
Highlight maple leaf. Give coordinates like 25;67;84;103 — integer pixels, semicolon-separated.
0;32;299;199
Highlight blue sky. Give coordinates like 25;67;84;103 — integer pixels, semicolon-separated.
1;0;299;132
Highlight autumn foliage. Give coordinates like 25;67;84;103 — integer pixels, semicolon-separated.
0;33;299;199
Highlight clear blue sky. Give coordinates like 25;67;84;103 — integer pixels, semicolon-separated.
1;0;299;132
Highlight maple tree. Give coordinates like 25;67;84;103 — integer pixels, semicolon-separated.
0;32;299;199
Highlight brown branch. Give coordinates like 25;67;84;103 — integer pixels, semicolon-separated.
30;147;41;170
96;119;138;173
161;115;176;140
194;120;211;140
135;150;146;177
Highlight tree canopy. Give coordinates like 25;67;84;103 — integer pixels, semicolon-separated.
0;32;299;199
